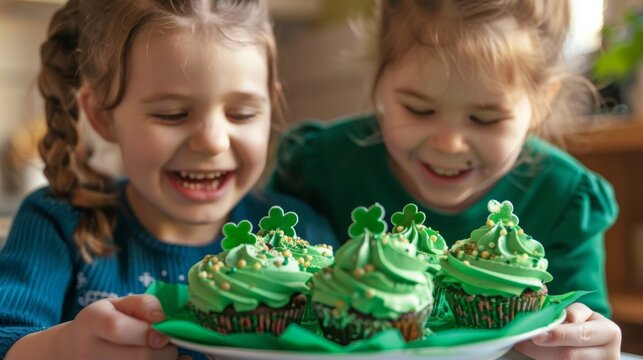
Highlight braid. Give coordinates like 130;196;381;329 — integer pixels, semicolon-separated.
38;0;117;263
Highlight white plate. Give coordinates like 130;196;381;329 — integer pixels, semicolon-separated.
171;310;565;360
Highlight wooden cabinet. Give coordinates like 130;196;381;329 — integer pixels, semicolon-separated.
567;117;643;324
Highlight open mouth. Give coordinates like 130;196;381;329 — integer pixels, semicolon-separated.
424;164;471;179
171;170;229;190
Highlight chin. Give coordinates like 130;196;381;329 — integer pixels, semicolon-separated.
167;208;228;226
420;191;474;213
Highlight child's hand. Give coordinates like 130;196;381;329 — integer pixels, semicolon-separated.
514;302;621;359
64;294;177;359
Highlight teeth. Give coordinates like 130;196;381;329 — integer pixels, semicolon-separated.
178;171;224;180
180;179;221;190
431;166;461;177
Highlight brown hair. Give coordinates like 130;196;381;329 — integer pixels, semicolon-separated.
372;0;597;141
38;0;282;262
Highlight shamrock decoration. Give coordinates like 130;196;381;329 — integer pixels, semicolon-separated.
221;220;257;250
391;203;426;232
348;203;387;237
259;206;298;237
487;200;519;226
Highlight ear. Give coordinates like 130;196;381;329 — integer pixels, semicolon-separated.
77;85;117;143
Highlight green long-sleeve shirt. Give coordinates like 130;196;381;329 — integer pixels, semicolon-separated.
269;114;618;317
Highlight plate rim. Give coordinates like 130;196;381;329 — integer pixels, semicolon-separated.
170;308;566;357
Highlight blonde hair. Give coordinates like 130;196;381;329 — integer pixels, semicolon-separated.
372;0;597;141
38;0;283;262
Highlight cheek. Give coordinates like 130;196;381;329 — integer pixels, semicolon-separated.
235;122;271;165
117;125;177;167
476;129;526;168
380;114;426;155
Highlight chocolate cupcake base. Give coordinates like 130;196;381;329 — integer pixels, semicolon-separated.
313;303;431;345
445;285;548;329
190;293;307;335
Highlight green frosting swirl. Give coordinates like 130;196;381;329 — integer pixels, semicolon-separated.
188;243;312;312
256;205;335;274
397;224;448;276
437;200;552;297
312;229;433;319
392;204;448;276
261;230;335;273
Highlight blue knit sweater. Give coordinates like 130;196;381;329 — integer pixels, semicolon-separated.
0;183;338;359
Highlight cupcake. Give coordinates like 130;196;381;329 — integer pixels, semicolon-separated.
187;219;312;335
258;206;335;273
436;200;552;329
312;203;433;345
257;206;335;321
391;203;449;318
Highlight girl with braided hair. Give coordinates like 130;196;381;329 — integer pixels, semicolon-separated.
0;0;337;358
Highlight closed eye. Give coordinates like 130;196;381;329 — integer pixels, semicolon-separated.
227;112;257;121
152;112;188;122
470;115;506;126
404;105;435;117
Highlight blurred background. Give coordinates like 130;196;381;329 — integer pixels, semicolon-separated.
0;0;642;354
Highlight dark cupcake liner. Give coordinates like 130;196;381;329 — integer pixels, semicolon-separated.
301;295;316;322
430;284;449;318
444;286;547;329
190;296;306;336
313;302;431;345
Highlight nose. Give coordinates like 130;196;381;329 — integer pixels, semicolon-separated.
427;129;469;154
188;112;230;155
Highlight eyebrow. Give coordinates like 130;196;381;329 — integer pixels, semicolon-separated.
140;93;191;104
139;92;268;104
395;88;436;103
395;87;511;112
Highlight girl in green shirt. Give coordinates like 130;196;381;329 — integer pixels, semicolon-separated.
270;0;622;358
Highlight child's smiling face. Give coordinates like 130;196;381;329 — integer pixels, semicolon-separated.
100;30;271;242
376;51;534;213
